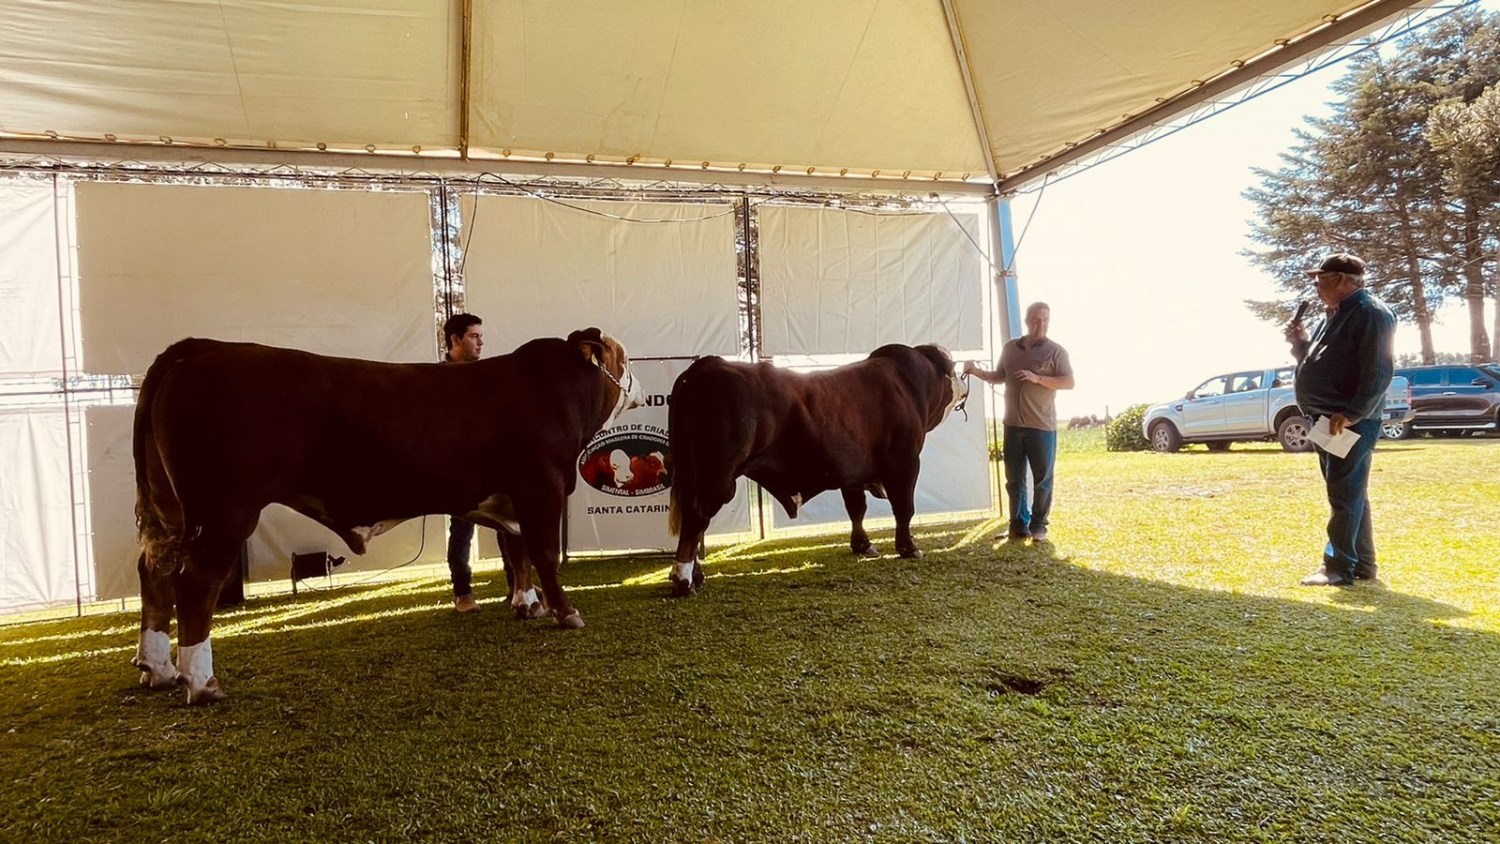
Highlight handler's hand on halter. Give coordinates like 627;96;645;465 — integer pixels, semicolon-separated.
952;370;971;423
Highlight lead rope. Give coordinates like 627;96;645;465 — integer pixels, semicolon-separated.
954;372;972;422
594;358;634;422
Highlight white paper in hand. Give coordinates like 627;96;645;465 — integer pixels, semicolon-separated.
1308;416;1361;458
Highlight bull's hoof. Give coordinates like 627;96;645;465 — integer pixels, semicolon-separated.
514;600;549;620
138;670;178;690
185;677;225;706
852;544;879;558
132;657;177;690
897;547;924;560
556;611;585;629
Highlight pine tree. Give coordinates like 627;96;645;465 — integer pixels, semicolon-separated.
1242;8;1500;363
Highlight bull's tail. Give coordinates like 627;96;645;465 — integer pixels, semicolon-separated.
667;492;682;537
667;373;689;537
133;338;217;572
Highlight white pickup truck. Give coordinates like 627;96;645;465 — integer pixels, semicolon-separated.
1142;366;1414;453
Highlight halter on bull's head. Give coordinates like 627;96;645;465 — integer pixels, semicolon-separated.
912;344;969;428
568;327;644;425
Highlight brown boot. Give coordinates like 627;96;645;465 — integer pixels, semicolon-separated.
1300;567;1353;587
454;594;481;613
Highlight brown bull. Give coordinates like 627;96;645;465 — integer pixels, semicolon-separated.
665;344;966;595
131;329;641;704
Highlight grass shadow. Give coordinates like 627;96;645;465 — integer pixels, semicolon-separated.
1323;577;1468;620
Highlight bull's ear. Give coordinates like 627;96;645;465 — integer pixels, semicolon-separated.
567;328;607;364
919;344;952;374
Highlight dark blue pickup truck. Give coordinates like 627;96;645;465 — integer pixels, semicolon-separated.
1391;363;1500;438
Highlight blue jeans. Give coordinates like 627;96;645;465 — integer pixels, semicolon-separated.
1316;416;1379;576
446;516;475;598
1003;425;1057;536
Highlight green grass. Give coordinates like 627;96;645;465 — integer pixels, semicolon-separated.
2;434;1498;842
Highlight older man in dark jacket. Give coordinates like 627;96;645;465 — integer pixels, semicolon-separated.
1286;253;1395;587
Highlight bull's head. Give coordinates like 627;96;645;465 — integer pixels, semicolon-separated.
569;327;644;424
915;344;969;428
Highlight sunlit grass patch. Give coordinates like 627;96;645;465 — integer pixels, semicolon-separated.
1;434;1496;842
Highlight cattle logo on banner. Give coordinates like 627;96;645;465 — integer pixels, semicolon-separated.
578;426;672;497
566;357;753;553
567;358;688;553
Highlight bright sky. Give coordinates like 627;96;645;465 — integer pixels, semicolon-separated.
1006;24;1488;421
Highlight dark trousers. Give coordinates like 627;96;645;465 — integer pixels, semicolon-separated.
1316;416;1379;576
446;516;475;598
1003;424;1057;536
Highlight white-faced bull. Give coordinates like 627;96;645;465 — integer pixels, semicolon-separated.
131;329;642;704
666;344;967;595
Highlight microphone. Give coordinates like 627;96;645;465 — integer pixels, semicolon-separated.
1290;300;1310;327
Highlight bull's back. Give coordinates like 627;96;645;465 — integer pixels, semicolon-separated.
670;357;794;455
144;343;452;505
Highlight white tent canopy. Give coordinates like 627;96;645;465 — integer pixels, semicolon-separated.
0;0;1450;615
0;0;1435;190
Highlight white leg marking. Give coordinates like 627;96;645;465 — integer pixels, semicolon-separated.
134;629;175;687
672;561;697;582
510;587;540;610
176;638;215;699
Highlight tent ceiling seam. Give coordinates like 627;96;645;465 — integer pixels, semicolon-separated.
459;0;473;160
940;0;998;186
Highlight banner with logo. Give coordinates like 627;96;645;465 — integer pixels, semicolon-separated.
567;357;752;554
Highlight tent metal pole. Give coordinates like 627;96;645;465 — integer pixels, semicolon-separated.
50;172;86;617
988;195;1020;343
0;139;997;197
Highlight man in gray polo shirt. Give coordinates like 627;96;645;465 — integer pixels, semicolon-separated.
964;302;1075;543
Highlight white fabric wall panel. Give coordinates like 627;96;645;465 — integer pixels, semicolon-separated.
767;389;992;531
461;196;739;359
85;405;138;602
0;178;63;376
75;183;437;375
86;405;447;600
0;409;77;611
759;205;984;356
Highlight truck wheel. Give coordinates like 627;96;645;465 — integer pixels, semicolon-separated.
1381;420;1410;440
1278;415;1314;452
1149;421;1181;453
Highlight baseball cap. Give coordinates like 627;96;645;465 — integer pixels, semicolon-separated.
1304;253;1366;276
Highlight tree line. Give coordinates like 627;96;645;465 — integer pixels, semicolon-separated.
1243;8;1499;364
